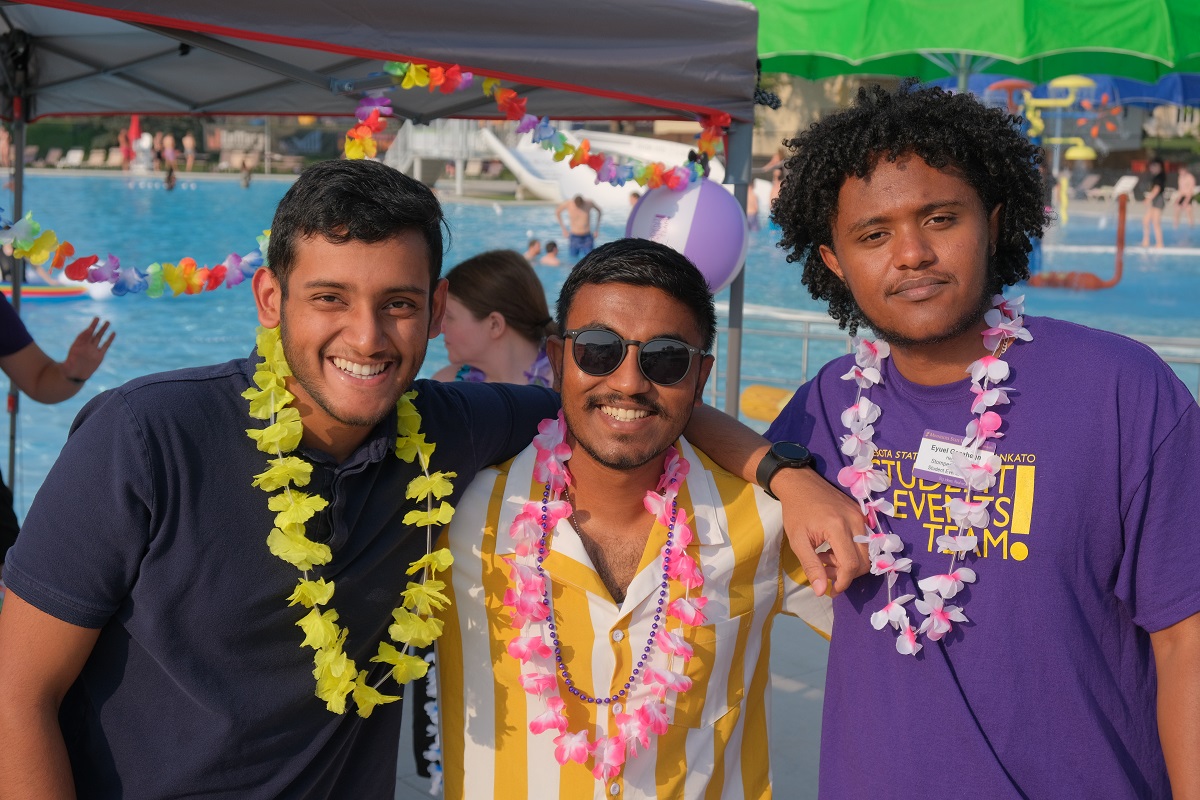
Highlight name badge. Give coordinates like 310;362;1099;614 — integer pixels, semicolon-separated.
911;430;996;489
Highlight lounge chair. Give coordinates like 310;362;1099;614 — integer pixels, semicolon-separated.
84;149;107;168
37;147;63;168
59;148;85;169
22;145;38;165
1086;175;1139;202
106;147;124;168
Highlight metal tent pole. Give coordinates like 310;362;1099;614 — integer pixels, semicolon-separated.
7;98;25;490
722;119;753;417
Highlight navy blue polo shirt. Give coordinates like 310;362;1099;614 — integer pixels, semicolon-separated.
4;356;558;799
0;293;34;356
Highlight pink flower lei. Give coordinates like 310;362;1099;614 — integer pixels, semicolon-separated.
838;295;1032;656
503;412;702;782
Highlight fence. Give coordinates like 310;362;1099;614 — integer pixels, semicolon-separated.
707;303;1200;412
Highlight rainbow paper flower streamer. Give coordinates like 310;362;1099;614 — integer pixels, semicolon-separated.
340;61;729;193
0;207;268;300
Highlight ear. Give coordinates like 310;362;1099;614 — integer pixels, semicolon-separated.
545;335;566;393
487;311;506;339
693;354;716;406
988;204;1003;253
818;244;846;283
252;267;282;327
427;278;448;339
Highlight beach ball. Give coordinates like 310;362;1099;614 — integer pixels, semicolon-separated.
625;179;749;293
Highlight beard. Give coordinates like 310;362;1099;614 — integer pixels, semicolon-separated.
858;268;996;349
563;392;686;471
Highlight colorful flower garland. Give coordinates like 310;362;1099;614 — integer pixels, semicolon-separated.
839;295;1031;655
2;58;727;299
0;207;268;299
502;413;704;783
345;61;728;191
244;325;455;715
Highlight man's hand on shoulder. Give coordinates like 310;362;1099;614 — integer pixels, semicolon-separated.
770;466;868;597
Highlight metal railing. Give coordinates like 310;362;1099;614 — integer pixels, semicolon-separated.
707;303;1200;411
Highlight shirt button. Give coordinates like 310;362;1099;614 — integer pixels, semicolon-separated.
609;783;620;796
611;630;625;642
612;702;623;714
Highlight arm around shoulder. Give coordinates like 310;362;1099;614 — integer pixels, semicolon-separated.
684;404;867;597
0;591;100;799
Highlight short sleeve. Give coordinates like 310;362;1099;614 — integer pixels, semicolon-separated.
0;294;34;357
414;380;559;477
765;382;813;444
1118;401;1200;632
2;390;153;628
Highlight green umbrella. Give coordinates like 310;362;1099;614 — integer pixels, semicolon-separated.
754;0;1200;90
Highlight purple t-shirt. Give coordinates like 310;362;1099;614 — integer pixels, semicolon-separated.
0;294;34;356
768;316;1200;799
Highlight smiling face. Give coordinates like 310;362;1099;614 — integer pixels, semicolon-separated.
818;155;1000;348
252;230;447;460
547;283;713;472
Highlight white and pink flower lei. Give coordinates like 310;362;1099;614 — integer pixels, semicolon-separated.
502;412;704;783
838;295;1031;656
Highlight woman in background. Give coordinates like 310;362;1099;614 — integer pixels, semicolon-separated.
409;251;554;783
432;249;554;386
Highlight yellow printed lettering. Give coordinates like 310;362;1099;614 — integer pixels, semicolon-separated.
924;523;942;552
983;527;1008;559
892;489;909;519
918;478;942;492
896;460;916;489
996;464;1014;494
928;495;945;524
992;496;1012;528
910;491;927;520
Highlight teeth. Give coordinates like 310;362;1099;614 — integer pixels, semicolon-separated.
600;405;649;421
332;357;386;378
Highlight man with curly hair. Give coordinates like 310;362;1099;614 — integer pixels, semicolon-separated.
766;83;1200;798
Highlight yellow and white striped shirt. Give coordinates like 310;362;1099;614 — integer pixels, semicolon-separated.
436;438;832;799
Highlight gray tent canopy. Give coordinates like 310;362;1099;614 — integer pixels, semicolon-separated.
0;1;757;121
0;0;759;437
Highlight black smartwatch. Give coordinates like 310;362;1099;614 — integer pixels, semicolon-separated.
756;441;815;500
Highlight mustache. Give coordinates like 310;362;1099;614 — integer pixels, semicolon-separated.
585;393;665;416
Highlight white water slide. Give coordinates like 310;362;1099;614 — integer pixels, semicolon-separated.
481;127;769;216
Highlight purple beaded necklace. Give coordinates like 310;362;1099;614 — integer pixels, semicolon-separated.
540;485;680;705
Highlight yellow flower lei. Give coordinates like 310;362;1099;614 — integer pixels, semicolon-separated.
243;325;455;718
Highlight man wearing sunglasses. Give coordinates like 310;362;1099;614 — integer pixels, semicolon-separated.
434;239;834;798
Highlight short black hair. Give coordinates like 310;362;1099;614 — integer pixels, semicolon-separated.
772;81;1049;333
267;159;448;292
556;239;716;351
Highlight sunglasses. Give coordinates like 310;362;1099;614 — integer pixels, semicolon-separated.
563;328;708;386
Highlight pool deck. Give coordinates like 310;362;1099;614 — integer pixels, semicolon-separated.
393;615;829;799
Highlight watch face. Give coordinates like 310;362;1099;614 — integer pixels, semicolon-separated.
772;441;811;462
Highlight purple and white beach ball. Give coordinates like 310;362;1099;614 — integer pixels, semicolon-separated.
625;179;749;293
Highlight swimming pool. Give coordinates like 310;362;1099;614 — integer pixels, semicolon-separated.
4;173;1197;515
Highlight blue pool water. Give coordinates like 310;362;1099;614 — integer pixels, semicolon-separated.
3;173;1198;515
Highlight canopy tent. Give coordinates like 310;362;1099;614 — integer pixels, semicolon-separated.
752;0;1200;91
0;1;758;122
0;0;761;478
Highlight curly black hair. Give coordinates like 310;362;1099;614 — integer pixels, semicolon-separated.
771;80;1050;333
